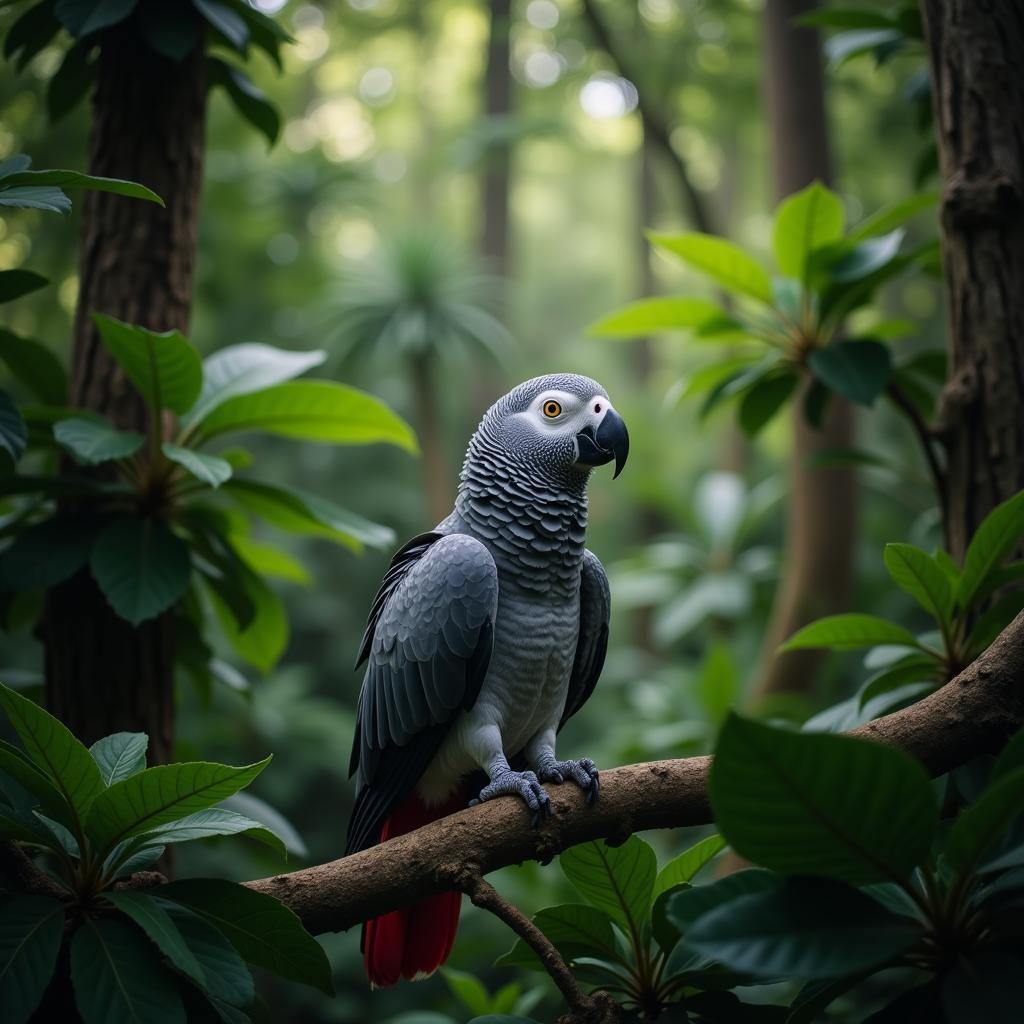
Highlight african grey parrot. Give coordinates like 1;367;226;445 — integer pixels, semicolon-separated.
346;373;628;986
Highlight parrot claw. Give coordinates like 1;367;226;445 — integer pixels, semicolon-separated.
536;756;600;805
470;769;552;826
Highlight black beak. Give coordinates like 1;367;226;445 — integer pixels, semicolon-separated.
575;408;629;478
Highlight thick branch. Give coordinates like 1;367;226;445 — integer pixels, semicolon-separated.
577;0;712;233
247;611;1024;934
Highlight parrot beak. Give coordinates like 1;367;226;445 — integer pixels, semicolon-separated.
575;407;629;478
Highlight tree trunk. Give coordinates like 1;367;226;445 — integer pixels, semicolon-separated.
920;0;1024;561
41;18;207;766
481;0;512;277
410;351;451;524
751;0;859;702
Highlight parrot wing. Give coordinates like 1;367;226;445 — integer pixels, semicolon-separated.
346;532;499;854
559;548;610;730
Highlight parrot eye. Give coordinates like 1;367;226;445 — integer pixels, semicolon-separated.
542;400;562;418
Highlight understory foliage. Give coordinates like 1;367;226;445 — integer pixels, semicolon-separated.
0;683;331;1024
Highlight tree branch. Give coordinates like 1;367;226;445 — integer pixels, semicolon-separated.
577;0;713;233
247;611;1024;935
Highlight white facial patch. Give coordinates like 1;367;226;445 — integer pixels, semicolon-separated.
520;390;608;436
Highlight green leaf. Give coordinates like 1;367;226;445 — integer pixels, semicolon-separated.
945;767;1024;876
0;390;27;462
808;340;892;406
443;967;492;1016
197;379;417;451
224;479;394;551
560;835;657;934
772;181;845;282
826;28;905;67
90;733;148;786
587;297;723;338
684;878;923;980
883;544;954;625
858;658;938;711
0;269;48;304
709;713;938;884
104;892;205;989
90;517;192;625
221;790;307;857
666;869;780;932
495;904;620;969
183;343;326;426
782;613;921;652
942;953;1019;1024
0;169;161;207
0;185;71;214
648;231;773;305
957;489;1024;610
0;896;65;1024
138;0;200;59
0;741;72;826
193;0;249;50
737;371;798;437
84;756;271;854
826;230;906;285
54;416;145;465
207;568;288;673
230;536;310;585
208;58;280;147
70;918;184;1024
142;807;287;858
46;42;93;123
56;0;140;37
157;878;333;995
0;517;98;592
850;192;939;241
161;444;231;488
0;682;104;826
652;834;727;903
93;314;202;416
0;330;67;405
3;8;61;71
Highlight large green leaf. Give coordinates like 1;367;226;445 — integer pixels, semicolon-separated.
560;835;657;935
0;167;160;205
808;340;892;406
495;904;621;970
588;297;723;338
945;767;1024;876
0;517;98;592
772;181;845;282
737;371;797;438
224;479;394;550
850;192;938;242
957;489;1024;610
54;416;145;465
0;896;65;1024
667;869;781;932
90;517;192;625
0;329;67;405
93;314;202;416
0;741;72;827
85;756;271;854
0;682;104;827
826;229;905;284
709;713;938;884
196;380;417;451
207;567;288;673
222;791;307;858
652;834;727;903
0;269;48;304
0;390;27;462
158;878;333;995
55;0;140;37
684;878;923;980
90;733;148;786
208;58;281;148
161;444;231;488
141;807;287;858
70;918;184;1024
781;613;921;652
883;544;954;625
182;343;326;426
648;231;773;305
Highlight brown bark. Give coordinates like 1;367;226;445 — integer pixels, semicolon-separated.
481;0;512;277
410;351;451;523
751;0;858;701
41;17;207;766
246;609;1024;935
920;0;1024;563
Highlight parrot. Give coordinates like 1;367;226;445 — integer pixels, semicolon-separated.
346;372;629;987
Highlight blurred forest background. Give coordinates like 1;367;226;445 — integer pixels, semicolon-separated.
0;0;947;1020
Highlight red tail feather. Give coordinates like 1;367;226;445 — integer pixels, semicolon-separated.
362;791;463;986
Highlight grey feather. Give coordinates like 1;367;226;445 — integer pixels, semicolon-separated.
560;548;611;729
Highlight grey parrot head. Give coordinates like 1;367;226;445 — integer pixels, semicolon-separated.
475;372;629;481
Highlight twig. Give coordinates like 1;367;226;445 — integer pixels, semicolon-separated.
887;379;948;539
0;842;67;901
578;0;713;234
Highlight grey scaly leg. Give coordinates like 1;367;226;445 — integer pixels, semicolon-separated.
527;730;600;805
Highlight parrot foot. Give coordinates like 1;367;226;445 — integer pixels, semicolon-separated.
535;756;600;805
469;769;552;827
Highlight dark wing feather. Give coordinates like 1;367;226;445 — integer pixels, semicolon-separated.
559;548;610;730
346;533;498;854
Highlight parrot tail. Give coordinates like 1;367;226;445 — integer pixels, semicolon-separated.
362;790;464;987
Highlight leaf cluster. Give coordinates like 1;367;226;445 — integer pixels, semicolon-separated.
0;682;333;1024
